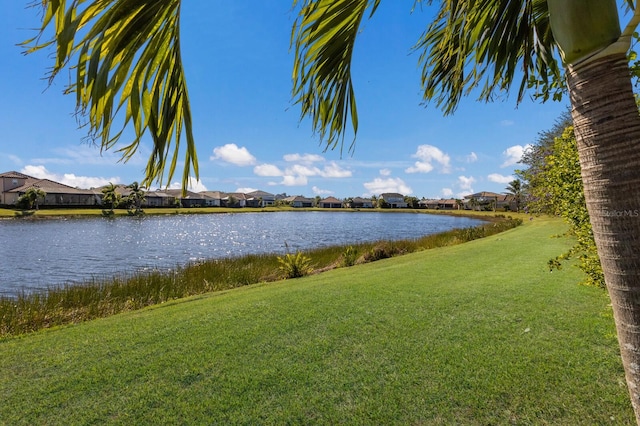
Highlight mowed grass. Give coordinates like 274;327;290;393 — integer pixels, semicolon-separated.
0;216;634;425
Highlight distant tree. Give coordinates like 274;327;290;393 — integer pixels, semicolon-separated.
101;183;120;213
455;199;464;210
370;195;378;208
404;196;420;209
504;179;523;212
313;195;321;207
126;181;146;214
19;187;46;210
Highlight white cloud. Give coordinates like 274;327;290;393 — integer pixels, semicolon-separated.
288;164;319;177
379;168;392;176
21;165;119;189
466;152;478;163
458;175;476;192
236;187;258;193
169;177;207;192
487;173;514;184
283;153;324;163
255;160;350;187
210;143;257;166
363;177;412;196
441;188;453;197
312;186;334;195
320;162;351;178
254;164;283;176
501;144;531;168
281;175;308;186
405;144;451;174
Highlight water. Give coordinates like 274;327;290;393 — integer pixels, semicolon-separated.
0;211;482;296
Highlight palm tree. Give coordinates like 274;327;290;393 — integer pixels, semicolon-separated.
505;179;523;212
126;182;146;214
22;187;46;210
101;183;120;213
24;0;640;419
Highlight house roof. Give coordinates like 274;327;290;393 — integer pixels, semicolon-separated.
200;191;226;199
320;196;342;203
352;197;372;203
246;190;275;198
9;178;94;195
380;193;404;198
465;191;502;199
158;189;206;199
284;195;313;202
0;171;32;179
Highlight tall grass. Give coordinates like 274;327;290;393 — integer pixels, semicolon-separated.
0;216;522;337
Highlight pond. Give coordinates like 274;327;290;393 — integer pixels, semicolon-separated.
0;211;483;296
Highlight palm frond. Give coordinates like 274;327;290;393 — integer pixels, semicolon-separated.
415;0;563;113
291;0;380;155
23;0;197;194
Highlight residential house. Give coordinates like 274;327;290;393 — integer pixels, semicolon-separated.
464;191;502;211
199;191;226;207
496;194;517;211
158;189;208;208
143;190;175;207
349;197;373;208
379;193;408;208
419;198;458;210
222;192;247;208
245;190;275;207
1;171;98;207
319;196;343;209
283;195;314;208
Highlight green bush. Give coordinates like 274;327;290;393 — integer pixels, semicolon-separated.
277;252;313;279
341;246;358;267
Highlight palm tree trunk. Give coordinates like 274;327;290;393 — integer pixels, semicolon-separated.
567;52;640;422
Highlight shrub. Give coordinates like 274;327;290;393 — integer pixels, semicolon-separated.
277;252;313;279
363;242;405;262
341;246;358;267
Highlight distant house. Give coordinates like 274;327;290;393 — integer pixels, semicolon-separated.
199;191;226;207
419;198;457;210
379;193;408;208
1;171;98;207
245;190;275;208
464;191;502;211
496;194;517;211
158;189;208;208
349;197;373;209
143;190;174;207
283;195;314;208
223;192;247;208
319;196;343;209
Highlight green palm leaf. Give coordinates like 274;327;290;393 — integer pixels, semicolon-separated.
292;0;380;154
23;0;197;193
415;0;562;113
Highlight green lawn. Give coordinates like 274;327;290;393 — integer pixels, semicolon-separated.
0;216;634;424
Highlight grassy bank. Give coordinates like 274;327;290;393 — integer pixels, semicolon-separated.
0;216;634;424
0;214;519;337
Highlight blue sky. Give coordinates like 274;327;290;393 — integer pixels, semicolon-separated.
1;2;569;199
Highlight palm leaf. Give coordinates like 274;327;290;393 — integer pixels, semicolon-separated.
22;0;197;194
415;0;563;114
292;0;380;154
